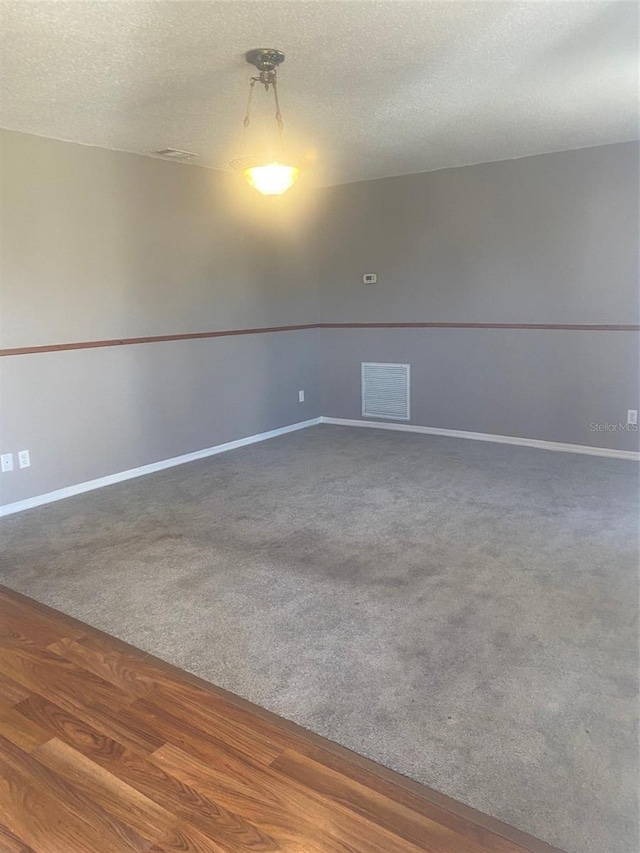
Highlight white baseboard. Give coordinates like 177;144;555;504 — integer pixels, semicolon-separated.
3;413;636;517
0;418;321;518
320;417;640;461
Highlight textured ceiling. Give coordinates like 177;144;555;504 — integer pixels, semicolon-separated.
1;1;638;185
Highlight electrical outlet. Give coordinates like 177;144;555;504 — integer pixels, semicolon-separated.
1;453;13;473
362;273;377;284
627;409;638;426
298;390;305;403
18;449;31;469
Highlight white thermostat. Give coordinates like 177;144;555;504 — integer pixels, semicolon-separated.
363;273;377;284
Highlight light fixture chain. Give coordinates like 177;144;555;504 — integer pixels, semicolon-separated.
272;77;286;156
239;77;257;158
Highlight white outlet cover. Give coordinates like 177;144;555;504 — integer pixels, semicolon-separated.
18;449;31;468
298;390;305;402
1;453;14;473
627;410;638;425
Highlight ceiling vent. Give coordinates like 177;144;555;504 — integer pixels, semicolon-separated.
361;362;411;421
151;148;198;161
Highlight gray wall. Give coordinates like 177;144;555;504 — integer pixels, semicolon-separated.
317;143;639;451
0;130;320;505
2;133;637;509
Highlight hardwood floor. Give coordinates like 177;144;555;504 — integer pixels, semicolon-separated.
0;584;563;853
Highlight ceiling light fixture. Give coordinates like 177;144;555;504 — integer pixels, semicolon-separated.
230;49;300;196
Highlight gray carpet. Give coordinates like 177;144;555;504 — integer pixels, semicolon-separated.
1;425;638;853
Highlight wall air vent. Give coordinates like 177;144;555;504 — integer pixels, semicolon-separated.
151;148;198;161
361;362;410;421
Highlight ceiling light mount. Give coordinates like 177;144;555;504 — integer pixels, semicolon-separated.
245;48;285;88
230;47;301;196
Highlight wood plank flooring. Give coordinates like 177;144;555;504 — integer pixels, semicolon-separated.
0;584;564;853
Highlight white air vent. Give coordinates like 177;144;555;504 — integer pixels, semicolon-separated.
151;148;198;161
361;362;410;421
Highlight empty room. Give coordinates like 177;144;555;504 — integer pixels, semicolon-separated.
0;2;638;852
